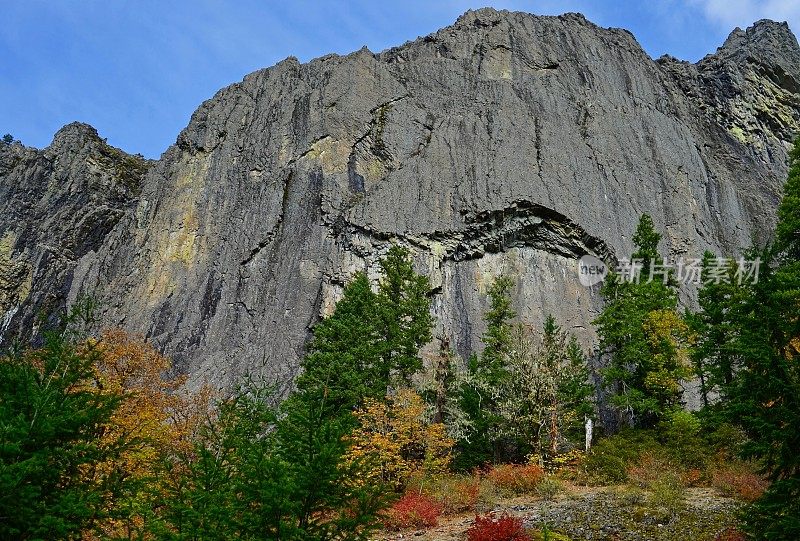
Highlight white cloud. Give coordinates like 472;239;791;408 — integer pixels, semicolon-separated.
690;0;800;35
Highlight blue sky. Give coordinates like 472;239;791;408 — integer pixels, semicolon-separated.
2;0;798;158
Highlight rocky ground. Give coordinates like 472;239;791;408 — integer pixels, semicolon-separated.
376;485;741;541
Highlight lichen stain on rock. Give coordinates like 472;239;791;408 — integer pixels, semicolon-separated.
164;208;200;265
319;281;343;319
303;137;349;175
362;157;387;183
481;45;514;81
427;241;447;291
175;152;210;190
473;250;521;295
141;154;209;304
715;70;800;155
0;231;15;264
0;231;33;314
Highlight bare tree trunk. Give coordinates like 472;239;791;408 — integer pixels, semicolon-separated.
585;416;593;452
548;399;559;457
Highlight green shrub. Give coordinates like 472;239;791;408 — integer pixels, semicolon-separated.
661;408;701;434
703;422;747;456
740;478;800;541
529;527;573;541
615;486;647;506
581;450;628;484
648;472;686;514
475;477;503;513
625;471;686;525
536;476;563;501
579;430;661;485
658;409;707;467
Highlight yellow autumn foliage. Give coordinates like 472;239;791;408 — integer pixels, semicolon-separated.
788;336;800;360
80;329;213;541
344;388;454;490
642;309;695;405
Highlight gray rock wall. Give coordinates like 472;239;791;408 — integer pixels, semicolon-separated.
2;9;798;391
0;123;147;342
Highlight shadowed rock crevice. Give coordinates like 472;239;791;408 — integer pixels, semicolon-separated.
335;200;614;265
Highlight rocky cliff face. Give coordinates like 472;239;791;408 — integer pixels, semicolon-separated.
2;9;799;390
0;124;147;342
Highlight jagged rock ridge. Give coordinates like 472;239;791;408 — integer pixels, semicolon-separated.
1;8;799;390
0;124;148;339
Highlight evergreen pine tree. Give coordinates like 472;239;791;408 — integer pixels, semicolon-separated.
293;272;383;421
776;139;800;260
0;303;124;540
294;245;433;424
631;213;662;277
560;334;596;445
594;214;690;428
376;245;434;383
276;397;388;540
155;379;387;541
417;337;471;438
480;276;516;376
728;139;800;540
456;276;517;468
542;316;564;457
687;251;744;408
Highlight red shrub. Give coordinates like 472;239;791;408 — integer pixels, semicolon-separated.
466;513;531;541
715;527;747;541
680;468;705;487
486;464;544;495
626;453;672;488
711;466;768;502
382;492;441;530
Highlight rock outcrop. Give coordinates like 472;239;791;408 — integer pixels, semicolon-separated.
0;123;147;342
2;9;799;390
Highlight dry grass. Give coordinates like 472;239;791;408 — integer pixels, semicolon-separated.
409;474;481;515
485;464;545;496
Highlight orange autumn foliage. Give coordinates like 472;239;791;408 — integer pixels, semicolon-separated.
81;329;213;540
485;463;544;495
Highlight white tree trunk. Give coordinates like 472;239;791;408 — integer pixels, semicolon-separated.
585;416;593;452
